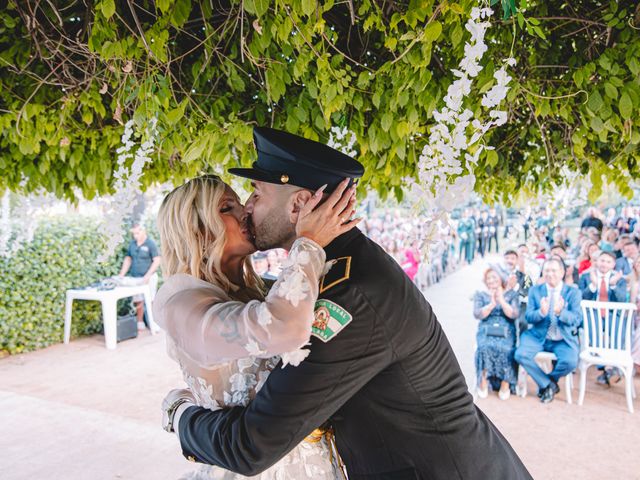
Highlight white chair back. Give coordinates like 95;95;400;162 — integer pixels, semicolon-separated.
580;300;636;353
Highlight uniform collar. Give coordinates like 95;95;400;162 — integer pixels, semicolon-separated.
324;228;363;259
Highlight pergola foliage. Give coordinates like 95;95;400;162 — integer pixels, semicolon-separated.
0;0;639;202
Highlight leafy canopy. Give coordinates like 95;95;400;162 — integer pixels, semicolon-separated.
0;0;639;203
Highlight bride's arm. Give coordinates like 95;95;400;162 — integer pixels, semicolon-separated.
157;237;326;366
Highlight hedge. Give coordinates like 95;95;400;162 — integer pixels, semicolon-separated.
0;216;136;354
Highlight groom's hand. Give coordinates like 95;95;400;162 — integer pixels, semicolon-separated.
162;388;196;434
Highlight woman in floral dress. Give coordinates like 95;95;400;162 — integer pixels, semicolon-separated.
473;267;520;400
153;175;358;479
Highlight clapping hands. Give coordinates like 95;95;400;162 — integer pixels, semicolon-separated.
554;296;565;315
610;270;623;286
540;296;550;316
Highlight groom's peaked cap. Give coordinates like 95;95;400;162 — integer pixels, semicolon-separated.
228;127;364;192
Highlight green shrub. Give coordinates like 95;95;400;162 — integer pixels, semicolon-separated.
0;217;127;354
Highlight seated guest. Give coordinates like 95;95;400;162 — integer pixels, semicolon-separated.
599;227;618;253
514;258;582;403
613;233;631;259
473;268;520;400
579;251;627;302
615;240;639;275
628;256;640;375
577;241;599;275
550;244;579;286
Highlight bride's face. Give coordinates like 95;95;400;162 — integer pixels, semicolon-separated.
219;185;256;259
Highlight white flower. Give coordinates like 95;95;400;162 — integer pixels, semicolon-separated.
244;338;265;356
459;56;483;77
277;269;310;307
281;348;311;368
229;373;248;392
322;260;336;276
257;303;273;327
490;110;508;126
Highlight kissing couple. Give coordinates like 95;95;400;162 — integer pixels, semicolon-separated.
154;127;532;479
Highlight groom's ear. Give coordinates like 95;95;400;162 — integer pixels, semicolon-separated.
287;189;314;224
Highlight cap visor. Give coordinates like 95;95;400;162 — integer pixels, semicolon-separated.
227;168;279;184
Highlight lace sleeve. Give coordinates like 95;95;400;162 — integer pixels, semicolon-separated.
156;238;326;367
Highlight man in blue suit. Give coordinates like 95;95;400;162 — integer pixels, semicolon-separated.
580;250;628;385
614;240;638;275
580;251;627;302
514;258;583;403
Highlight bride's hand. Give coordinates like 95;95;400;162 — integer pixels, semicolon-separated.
296;178;361;247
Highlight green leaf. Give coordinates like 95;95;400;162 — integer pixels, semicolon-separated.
604;82;617;99
486;149;498;168
590;116;604;132
171;0;192;27
101;0;115;18
301;0;316;17
423;21;442;42
587;90;604;113
381;112;393;132
166;100;187;125
243;0;269;16
619;92;633;120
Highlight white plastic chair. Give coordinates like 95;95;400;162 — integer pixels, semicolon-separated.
516;352;574;403
578;300;637;413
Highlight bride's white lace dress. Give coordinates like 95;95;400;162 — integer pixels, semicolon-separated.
153;238;340;480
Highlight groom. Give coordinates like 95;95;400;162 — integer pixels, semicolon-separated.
163;127;532;479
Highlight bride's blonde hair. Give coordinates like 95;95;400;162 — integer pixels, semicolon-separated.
157;175;264;302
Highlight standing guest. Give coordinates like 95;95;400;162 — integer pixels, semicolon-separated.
401;240;420;281
581;207;604;233
605;207;618;229
514;258;582;403
522;208;532;242
487;208;501;253
615;240;639;275
503;250;532;332
118;223;161;331
474;268;520;400
457;209;475;265
517;243;542;285
477;210;489;258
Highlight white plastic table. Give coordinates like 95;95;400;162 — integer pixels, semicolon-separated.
63;284;159;350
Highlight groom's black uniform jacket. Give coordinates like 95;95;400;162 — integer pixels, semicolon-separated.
177;229;532;479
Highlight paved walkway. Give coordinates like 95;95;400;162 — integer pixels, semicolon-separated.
2;257;640;479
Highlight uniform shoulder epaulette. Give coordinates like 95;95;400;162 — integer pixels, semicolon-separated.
319;256;352;294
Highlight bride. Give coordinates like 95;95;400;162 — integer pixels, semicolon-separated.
153;175;358;479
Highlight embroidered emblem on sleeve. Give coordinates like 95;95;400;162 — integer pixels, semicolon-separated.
311;299;353;342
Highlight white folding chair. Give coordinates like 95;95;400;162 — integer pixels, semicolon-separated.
516;352;574;403
578;300;637;413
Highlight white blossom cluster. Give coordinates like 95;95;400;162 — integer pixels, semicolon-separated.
98;118;158;262
327;126;358;157
406;6;514;256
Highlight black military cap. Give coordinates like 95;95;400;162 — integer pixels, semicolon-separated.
228;127;364;192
